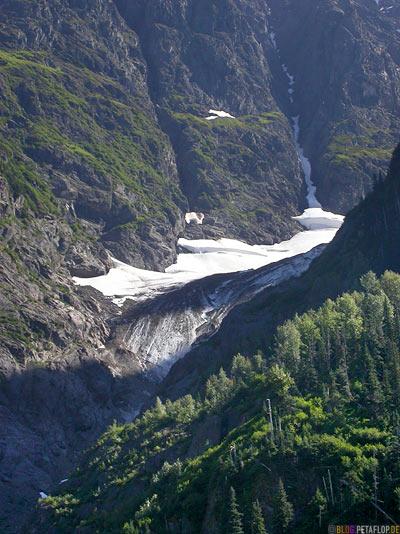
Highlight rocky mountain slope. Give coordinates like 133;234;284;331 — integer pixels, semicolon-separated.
24;158;400;531
28;274;400;531
0;0;186;271
0;175;161;533
269;0;400;213
0;0;400;532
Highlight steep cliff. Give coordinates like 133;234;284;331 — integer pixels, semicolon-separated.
0;0;187;270
113;0;309;243
269;0;400;212
0;174;161;533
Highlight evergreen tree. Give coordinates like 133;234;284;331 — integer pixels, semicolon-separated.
365;348;385;419
205;373;219;407
381;271;400;311
384;341;400;406
252;351;267;374
274;321;301;372
298;354;319;395
272;479;294;532
218;367;233;400
328;369;346;411
153;397;166;419
266;365;294;396
394;487;400;512
205;368;234;408
251;500;268;534
228;486;244;534
231;353;254;387
360;271;381;294
383;296;395;339
309;487;327;527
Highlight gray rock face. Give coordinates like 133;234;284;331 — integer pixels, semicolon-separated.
0;0;187;272
269;0;400;213
116;0;307;244
0;180;157;533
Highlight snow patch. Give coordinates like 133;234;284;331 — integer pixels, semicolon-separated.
282;64;295;103
205;109;235;120
58;479;68;485
39;492;48;499
185;212;204;225
281;63;294;104
292;208;344;230
282;64;294;85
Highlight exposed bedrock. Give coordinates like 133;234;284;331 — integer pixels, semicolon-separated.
268;0;400;213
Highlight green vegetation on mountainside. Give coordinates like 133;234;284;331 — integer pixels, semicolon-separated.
39;271;400;533
326;120;394;171
165;110;301;240
0;49;183;220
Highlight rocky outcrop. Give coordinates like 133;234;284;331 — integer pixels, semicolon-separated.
0;0;187;272
0;179;157;533
115;0;308;244
269;0;400;213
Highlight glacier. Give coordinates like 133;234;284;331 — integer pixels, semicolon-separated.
74;211;342;305
73;81;344;381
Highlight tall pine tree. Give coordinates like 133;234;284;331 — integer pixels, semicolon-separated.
309;487;327;527
251;500;268;534
228;486;244;534
272;478;294;532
